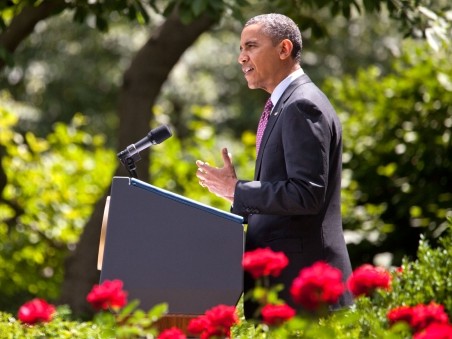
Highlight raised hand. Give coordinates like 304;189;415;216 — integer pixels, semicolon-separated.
196;148;238;203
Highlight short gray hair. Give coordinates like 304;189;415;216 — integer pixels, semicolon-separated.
245;13;302;63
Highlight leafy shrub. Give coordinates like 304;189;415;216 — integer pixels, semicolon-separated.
0;220;451;338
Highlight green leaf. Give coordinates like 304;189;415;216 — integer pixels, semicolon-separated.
117;299;140;321
191;0;207;17
147;302;168;320
134;2;150;24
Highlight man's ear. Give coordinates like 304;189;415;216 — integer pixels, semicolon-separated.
279;39;293;60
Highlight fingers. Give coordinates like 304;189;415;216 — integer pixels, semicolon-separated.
196;160;211;170
196;160;210;179
196;168;206;184
196;160;208;188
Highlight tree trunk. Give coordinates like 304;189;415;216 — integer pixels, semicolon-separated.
58;11;216;316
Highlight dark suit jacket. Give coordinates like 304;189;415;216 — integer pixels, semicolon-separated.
232;74;353;318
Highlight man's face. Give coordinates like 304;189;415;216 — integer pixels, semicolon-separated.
238;24;282;93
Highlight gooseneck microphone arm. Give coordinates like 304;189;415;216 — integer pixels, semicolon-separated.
117;125;172;178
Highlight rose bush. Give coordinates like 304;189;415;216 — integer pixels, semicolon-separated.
1;221;451;338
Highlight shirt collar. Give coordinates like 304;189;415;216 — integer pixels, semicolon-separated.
270;68;304;108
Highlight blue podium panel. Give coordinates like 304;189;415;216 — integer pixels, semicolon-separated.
100;177;244;315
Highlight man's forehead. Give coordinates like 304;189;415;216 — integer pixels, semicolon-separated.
240;24;269;43
241;23;262;35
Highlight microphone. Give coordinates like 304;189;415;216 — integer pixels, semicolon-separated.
117;125;172;176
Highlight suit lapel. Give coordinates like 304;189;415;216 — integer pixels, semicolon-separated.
254;74;312;180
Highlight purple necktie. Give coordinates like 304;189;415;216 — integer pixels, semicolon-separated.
256;98;273;153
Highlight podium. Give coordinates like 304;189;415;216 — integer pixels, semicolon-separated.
98;177;244;332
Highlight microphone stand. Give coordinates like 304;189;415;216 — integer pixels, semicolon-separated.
117;146;141;179
123;156;138;178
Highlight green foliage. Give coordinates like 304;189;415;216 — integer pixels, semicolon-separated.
324;39;452;264
0;299;167;338
384;229;452;314
245;0;451;40
0;15;131;139
0;0;245;34
0;306;103;339
84;300;167;339
113;301;167;338
0;107;115;311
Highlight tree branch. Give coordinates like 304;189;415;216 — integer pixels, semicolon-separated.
0;0;66;69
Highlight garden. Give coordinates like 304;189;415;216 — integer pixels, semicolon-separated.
1;1;451;338
1;218;451;338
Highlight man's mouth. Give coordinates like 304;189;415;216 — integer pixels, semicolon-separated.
243;67;254;75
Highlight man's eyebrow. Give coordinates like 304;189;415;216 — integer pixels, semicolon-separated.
240;39;258;50
244;39;257;45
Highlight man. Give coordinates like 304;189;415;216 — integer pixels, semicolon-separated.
196;13;353;318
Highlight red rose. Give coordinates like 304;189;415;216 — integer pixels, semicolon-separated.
17;298;56;324
290;261;345;311
187;315;209;334
387;305;413;326
388;302;450;334
411;303;449;332
188;305;238;339
242;247;289;279
158;326;187;339
414;322;452;339
86;279;128;310
347;264;391;297
187;315;210;335
204;304;238;338
261;303;296;326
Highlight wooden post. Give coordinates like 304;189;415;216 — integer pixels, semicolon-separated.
156;315;197;336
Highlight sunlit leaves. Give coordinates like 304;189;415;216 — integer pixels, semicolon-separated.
324;39;452;262
0;107;18;143
0;108;115;307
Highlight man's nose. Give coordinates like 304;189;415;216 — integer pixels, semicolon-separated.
238;51;248;64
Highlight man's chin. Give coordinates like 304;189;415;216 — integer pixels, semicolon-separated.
246;82;257;89
247;83;268;93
